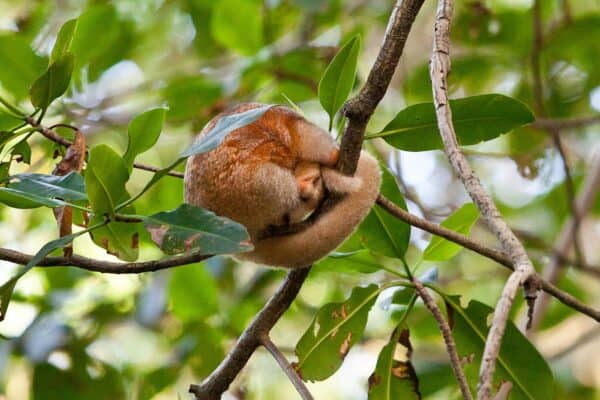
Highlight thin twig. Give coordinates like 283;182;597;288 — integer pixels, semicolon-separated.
530;0;584;267
189;268;311;399
429;2;538;398
376;195;600;322
25;117;184;178
261;334;314;400
530;150;600;330
413;278;473;400
532;115;600;130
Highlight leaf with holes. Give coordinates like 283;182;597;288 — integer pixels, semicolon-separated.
358;164;410;259
369;329;421;400
143;204;251;255
294;284;379;381
181;105;272;157
369;94;534;151
423;203;479;261
318;35;361;131
29;53;75;110
123;108;167;168
444;295;553;399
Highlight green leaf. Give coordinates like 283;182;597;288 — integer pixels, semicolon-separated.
29;53;75;110
423;203;479;261
0;279;17;322
168;263;219;322
181;105;272;157
211;0;263;55
85;145;130;216
143;204;251;255
368;329;420;400
51;18;78;63
370;94;535;152
12;139;31;164
294;284;379;381
358;164;410;259
0;35;47;99
123;108;167;168
318;35;361;131
315;250;380;274
89;214;139;262
0;187;63;209
162;76;222;123
11;172;87;202
444;295;553;399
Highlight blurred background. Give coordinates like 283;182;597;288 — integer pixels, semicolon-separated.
0;0;599;398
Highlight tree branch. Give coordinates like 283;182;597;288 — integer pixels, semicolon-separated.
413;278;473;400
188;267;310;399
261;334;314;400
429;2;538;398
338;0;426;174
531;115;600;130
376;195;600;322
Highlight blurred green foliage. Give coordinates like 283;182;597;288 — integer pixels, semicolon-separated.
0;0;598;399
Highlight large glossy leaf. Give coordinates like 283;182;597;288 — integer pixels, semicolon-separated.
10;172;87;202
211;0;263;55
51;18;78;63
358;164;410;259
0;35;47;99
423;203;479;261
369;329;420;400
444;295;553;399
318;35;361;131
294;284;379;381
369;94;534;151
123;108;167;168
168;263;219;322
181;105;272;157
143;204;251;256
85;145;130;216
29;53;75;110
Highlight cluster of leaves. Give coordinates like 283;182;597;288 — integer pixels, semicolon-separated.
0;0;597;398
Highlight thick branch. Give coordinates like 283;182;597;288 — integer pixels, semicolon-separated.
338;0;425;174
413;278;473;400
376;195;600;322
429;2;538;398
188;268;310;399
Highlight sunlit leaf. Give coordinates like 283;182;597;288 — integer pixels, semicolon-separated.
143;204;251;255
89;213;139;262
85;145;130;216
294;284;379;381
29;53;75;110
123;108;167;168
318;35;361;131
423;203;479;261
370;94;534;151
181;105;272;157
51;18;78;63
